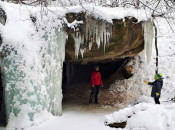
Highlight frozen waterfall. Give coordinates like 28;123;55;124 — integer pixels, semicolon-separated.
44;29;67;116
0;28;67;128
142;20;154;64
0;4;67;127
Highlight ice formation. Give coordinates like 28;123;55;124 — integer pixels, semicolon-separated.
142;19;154;64
0;2;68;128
0;26;67;128
73;32;84;59
44;29;67;116
72;17;113;58
85;18;112;49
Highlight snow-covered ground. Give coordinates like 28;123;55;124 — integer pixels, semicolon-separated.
104;102;175;130
0;103;116;130
2;102;175;130
26;104;114;130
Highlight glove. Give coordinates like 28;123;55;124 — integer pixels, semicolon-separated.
156;93;160;96
144;80;149;84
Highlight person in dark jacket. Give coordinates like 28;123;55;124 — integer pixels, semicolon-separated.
144;74;163;104
89;66;103;104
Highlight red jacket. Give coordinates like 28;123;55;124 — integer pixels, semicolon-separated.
91;71;103;86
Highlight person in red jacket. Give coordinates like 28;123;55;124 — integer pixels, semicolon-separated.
89;66;103;104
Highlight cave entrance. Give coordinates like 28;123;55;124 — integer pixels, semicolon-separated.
0;69;7;127
62;58;130;106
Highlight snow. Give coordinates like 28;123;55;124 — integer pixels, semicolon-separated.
104;103;175;130
26;109;112;130
61;5;152;23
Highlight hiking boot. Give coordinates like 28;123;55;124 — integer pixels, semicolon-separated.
89;101;92;105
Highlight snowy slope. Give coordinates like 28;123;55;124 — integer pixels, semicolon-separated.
104;103;175;130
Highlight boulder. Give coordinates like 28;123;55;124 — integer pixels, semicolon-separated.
107;121;127;128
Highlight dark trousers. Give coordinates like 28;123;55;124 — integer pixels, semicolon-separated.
89;85;100;104
154;96;160;104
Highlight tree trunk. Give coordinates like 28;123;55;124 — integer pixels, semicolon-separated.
153;21;159;74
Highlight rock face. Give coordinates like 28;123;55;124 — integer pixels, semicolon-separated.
0;7;6;46
0;7;6;25
65;13;144;64
0;7;6;126
107;122;127;128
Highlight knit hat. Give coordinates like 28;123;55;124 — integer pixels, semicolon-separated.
155;73;163;79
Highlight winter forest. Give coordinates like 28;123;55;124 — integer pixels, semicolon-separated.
0;0;175;130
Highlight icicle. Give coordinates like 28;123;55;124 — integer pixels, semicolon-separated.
73;32;82;59
80;34;86;58
106;23;112;44
86;29;89;43
89;41;93;50
142;19;154;64
100;22;104;47
85;15;91;43
57;30;68;62
74;17;113;59
103;24;107;53
106;32;110;44
96;21;101;48
80;48;86;58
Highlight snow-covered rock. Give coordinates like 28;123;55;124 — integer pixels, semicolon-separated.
104;103;175;130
